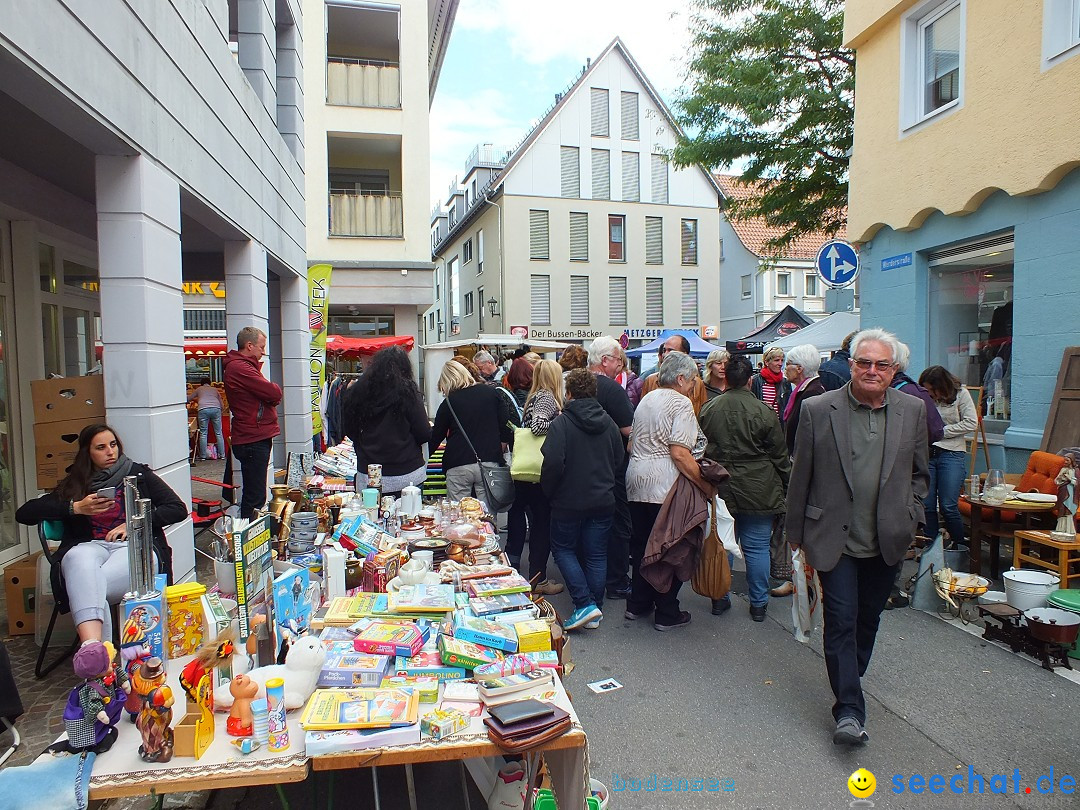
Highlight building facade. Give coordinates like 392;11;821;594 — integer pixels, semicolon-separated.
428;40;752;355
0;0;311;575
302;0;457;375
844;0;1080;468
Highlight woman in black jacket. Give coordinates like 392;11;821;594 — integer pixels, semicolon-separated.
342;346;431;496
16;424;187;647
429;360;513;504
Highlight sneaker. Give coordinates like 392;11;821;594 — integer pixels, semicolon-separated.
624;607;652;621
711;597;731;615
584;617;602;629
564;605;602;630
833;716;869;746
654;611;692;631
750;604;767;622
533;580;565;596
487;760;527;809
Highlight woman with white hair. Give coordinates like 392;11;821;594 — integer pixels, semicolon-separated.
752;346;792;423
783;344;826;456
704;349;731;399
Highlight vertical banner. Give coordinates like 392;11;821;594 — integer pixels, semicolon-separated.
308;263;333;438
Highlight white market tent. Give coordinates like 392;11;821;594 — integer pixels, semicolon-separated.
763;311;861;354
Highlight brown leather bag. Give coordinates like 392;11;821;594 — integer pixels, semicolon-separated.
691;499;731;600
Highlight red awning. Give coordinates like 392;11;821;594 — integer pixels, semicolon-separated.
325;334;414;358
184;339;229;358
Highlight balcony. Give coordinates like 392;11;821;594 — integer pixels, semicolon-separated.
326;58;400;108
329;191;403;238
325;3;400;109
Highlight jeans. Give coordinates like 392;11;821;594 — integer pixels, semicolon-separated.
735;513;774;608
924;449;967;544
233;438;272;521
818;554;898;724
549;513;612;611
197;407;225;460
627;502;684;624
504;482;551;583
61;541;157;642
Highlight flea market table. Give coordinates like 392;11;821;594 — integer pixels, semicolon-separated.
960;495;1056;578
1013;529;1080;588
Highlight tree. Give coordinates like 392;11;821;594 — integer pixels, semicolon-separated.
671;0;853;254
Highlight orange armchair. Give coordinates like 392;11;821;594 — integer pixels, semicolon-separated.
959;451;1066;524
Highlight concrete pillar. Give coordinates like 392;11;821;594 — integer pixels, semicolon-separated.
95;155;194;582
267;274;285;467
278;272;314;454
203;0;228;43
276;21;304;166
237;0;277;122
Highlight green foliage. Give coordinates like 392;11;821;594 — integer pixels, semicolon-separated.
672;0;853;254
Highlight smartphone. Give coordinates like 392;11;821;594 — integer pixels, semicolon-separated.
96;487;116;501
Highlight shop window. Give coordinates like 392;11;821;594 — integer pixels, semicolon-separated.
63;260;98;293
327;313;395;336
608;215;625;261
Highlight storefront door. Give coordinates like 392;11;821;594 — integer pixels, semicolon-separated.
0;220;25;565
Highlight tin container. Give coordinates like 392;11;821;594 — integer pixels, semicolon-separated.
265;678;289;752
367;464;382;488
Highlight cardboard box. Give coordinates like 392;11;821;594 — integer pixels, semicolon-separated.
34;418;99;490
31;375;106;424
4;553;41;635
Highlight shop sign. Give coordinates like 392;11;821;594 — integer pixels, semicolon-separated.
700;325;719;339
509;326;529;339
623;328;665;339
528;328;604;340
182;282;226;298
880;252;913;271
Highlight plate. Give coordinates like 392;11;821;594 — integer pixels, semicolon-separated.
386;572;441;591
1014;492;1057;504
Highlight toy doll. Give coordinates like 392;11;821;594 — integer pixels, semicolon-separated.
119;616;152;722
226;674;259;737
133;657;174;762
62;641;129;753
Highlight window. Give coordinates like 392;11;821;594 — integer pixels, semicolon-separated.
561;146;580;197
529;210;550;260
478;286;484;328
777;272;792;296
569;212;589;261
1043;0;1080;67
449;257;459;321
608;215;626;261
805;273;820;297
719;237;725;261
531;275;551;324
592;149;610;200
590;88;609;136
471;179;477;202
183;309;227;331
477;229;484;274
621;152;639;202
651;153;669;204
464;291;474;316
570;276;589;324
681;279;699;326
901;0;963;128
741;274;752;299
646;278;663;325
645;217;663;264
428;312;435;331
621;91;639;139
609;277;628;325
463;238;473;264
681;219;698;265
449;207;457;227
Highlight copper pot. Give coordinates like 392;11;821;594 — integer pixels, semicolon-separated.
345;558;364;590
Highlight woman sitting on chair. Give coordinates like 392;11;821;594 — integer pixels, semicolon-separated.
16;424;187;657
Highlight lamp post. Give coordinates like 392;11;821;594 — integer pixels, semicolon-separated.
487;297;499;317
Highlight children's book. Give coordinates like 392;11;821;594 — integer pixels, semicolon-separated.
304;724;420;756
318;649;391;688
466;574;532;598
476;669;554;699
300;687;420;730
351;620;426;658
388;583;456;614
453;611;518;653
272;567;312;664
469;592;533;617
395;650;466;681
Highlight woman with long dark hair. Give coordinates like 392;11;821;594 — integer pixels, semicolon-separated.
343;346;431;496
16;424;187;650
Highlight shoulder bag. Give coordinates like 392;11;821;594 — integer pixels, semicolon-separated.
510;426;545;483
446;398;516;512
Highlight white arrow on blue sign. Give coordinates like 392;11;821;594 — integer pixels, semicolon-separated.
815;240;860;288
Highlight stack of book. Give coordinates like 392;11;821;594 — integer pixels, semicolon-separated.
476;669;555;707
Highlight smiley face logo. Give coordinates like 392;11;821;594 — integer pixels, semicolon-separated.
848;768;876;798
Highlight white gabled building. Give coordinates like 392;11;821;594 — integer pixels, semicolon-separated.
428;38;755;353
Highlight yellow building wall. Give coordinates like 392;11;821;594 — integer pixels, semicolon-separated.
845;1;1080;242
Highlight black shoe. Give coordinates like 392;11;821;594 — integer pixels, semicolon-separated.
711;598;731;615
624;607;652;621
606;586;631;600
750;604;767;622
833;716;869;746
654;611;692;631
885;590;909;610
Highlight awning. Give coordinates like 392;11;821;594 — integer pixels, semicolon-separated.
184;338;229;357
625;329;720;358
726;306;814;354
325;334;414;358
763;311;861;354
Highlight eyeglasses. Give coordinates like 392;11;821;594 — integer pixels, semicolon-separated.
852;358;896;372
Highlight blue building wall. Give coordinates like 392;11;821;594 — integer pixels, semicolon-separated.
858;167;1080;471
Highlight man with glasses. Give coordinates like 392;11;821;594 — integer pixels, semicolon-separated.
637;335;707;414
786;328;929;747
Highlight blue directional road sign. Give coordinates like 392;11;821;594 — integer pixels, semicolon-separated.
815;240;860;288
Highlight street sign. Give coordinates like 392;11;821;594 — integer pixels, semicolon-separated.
881;252;912;271
816;240;860;288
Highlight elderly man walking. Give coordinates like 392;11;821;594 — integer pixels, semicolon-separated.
786;328;929;746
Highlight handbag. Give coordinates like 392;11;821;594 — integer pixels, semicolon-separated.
691;499;732;600
509;427;545;483
446;399;516;512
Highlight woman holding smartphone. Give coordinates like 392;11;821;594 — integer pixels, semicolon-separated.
16;424;188;655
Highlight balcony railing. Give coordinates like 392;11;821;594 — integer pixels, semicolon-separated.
329;191;403;238
326;57;400;108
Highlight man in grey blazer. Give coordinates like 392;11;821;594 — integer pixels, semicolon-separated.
786;328;930;746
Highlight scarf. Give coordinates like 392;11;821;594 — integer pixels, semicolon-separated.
760;366;784;385
87;454;135;493
783;375;820;423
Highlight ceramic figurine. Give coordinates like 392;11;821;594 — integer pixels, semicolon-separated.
119;615;153;722
62;641;129;753
226;674;259;737
133;657;174;762
1053;455;1078;540
215;635;326;711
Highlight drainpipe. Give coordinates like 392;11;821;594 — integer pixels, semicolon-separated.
486;193;504;336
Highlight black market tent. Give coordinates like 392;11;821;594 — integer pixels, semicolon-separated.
624;329;720;358
725;306;814;354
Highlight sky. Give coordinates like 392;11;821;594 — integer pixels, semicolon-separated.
429;0;697;209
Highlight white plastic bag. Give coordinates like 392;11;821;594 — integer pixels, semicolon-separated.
704;496;741;559
791;547;821;643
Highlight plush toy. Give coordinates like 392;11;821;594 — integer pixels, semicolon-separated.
62;641;129;753
226;674;259;737
132;657;174;762
215;635;326;711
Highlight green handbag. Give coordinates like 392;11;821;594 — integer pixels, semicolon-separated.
510;427;545;483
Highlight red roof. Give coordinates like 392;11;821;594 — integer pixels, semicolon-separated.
714;174;847;260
